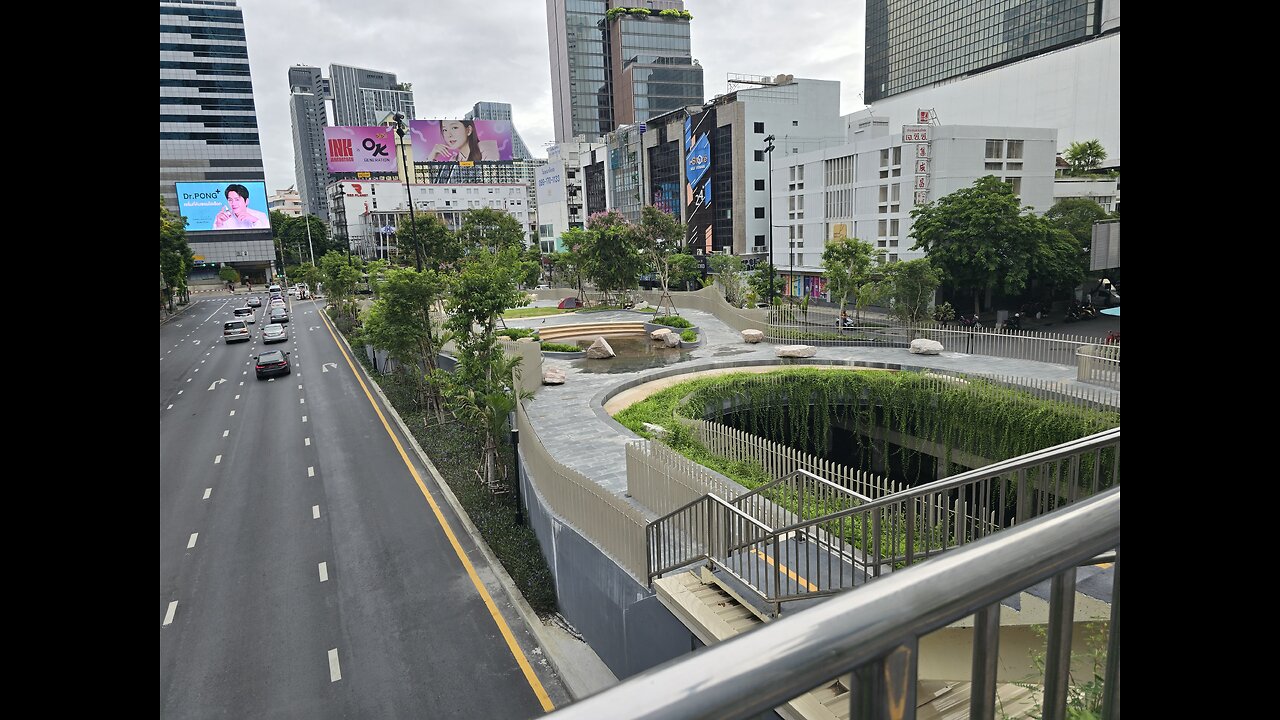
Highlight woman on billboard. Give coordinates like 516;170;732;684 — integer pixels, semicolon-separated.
429;120;499;162
213;184;270;229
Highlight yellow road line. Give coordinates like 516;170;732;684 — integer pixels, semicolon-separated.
318;307;554;712
752;548;818;592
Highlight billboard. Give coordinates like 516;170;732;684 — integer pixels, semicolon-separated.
409;119;513;163
324;126;398;173
536;161;566;207
175;182;270;232
684;109;715;253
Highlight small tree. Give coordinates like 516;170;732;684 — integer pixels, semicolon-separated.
458;207;526;256
638;205;688;314
558;231;590;299
1064;139;1107;175
218;265;240;287
748;262;786;305
708;254;747;307
399;213;461;272
319;251;362;319
821;237;879;318
885;258;942;322
359;267;451;424
160;198;194;310
1045;197;1109;249
581;210;642;304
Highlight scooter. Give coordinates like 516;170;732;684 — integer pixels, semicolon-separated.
1003;312;1022;331
1064;303;1086;323
958;314;982;328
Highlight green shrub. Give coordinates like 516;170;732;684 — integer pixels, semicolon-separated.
540;341;582;353
680;329;697;342
652;315;692;329
497;328;537;340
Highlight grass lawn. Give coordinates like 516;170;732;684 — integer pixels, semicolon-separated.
503;306;575;319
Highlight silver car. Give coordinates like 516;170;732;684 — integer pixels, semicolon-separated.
262;322;288;343
223;319;250;343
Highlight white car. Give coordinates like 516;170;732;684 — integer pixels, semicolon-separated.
233;306;256;324
287;287;298;297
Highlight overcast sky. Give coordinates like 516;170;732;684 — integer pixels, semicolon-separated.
240;0;867;192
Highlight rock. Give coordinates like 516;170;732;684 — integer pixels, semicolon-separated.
663;333;682;348
650;328;673;340
775;344;817;358
542;367;566;385
585;336;616;359
742;329;764;343
909;338;944;355
642;422;668;438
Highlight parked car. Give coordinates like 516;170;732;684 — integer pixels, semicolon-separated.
222;319;250;343
269;306;289;323
254;350;291;379
245;295;262;308
261;322;288;344
233;306;256;324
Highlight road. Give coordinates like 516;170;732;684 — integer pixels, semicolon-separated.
160;296;565;718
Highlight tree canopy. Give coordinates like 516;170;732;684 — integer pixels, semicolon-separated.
160;198;195;309
821;237;881;316
1063;139;1107;175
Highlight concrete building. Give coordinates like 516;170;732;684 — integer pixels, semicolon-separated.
546;0;702;142
535;140;595;253
329;64;415;127
774;117;1058;298
864;0;1120;163
1053;176;1119;214
160;0;274;278
268;186;304;217
288;65;330;221
466;101;535;160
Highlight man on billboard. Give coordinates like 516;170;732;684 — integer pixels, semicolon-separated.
428;120;500;162
213;184;270;229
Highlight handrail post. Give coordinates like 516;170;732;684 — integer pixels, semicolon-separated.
969;604;1001;720
851;641;918;720
1042;568;1078;720
1102;548;1121;720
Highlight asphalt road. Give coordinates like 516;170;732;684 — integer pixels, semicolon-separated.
160;296;564;718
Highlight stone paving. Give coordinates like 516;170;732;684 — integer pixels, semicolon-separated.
509;306;1120;510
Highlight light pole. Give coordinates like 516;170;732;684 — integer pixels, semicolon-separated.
763;134;776;305
304;213;316;265
394;113;423;272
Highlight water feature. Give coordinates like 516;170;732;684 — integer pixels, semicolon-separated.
569;336;696;374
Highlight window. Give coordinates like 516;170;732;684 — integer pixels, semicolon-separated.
755;206;765;218
985;162;1003;171
888;253;899;263
1007;140;1024;159
892;146;902;165
1006;162;1023;171
792;120;799;126
754;179;765;190
754;122;765;133
754;150;765;161
890;219;900;237
985;140;1003;159
789;167;796;182
879;185;889;203
1005;177;1022;196
754;234;766;248
878;219;887;236
880;149;890;168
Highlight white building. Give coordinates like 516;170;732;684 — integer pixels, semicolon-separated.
268;186;304;217
1053;177;1119;214
775;117;1057;299
536;140;596;253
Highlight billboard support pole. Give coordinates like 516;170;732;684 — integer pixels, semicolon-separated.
394;114;423;272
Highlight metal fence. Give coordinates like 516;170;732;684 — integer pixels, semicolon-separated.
647;427;1119;615
626;439;747;518
1077;344;1122;389
549;487;1122;720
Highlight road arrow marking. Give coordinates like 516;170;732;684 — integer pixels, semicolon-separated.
207;378;227;391
322;363;338;373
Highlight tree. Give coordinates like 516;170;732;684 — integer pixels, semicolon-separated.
821;237;880;318
359;267;451;424
1064;140;1107;175
558;230;590;298
319;251;362;319
218;265;240;286
458;207;526;256
272;212;336;267
516;244;543;289
637;205;688;314
708;254;747;307
748;262;786;304
667;253;701;292
884;258;942;322
1045;197;1108;249
160;198;195;311
1026;217;1086;299
579;210;642;303
399;213;460;271
909;176;1042;315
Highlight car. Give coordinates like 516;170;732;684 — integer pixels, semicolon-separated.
287;287;298;297
269;306;289;323
233;306;256;324
254;350;291;379
261;322;288;343
245;295;262;308
268;284;282;294
269;299;287;311
223;319;250;343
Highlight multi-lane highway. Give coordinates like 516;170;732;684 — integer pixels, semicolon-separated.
160;295;566;717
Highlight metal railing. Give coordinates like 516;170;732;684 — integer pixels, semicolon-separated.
647;427;1119;614
1077;344;1121;389
549;487;1121;720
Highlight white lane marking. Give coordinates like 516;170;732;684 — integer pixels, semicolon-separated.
214;455;222;464
297;384;303;390
235;394;240;400
299;398;305;404
223;430;229;437
186;378;191;383
312;505;320;519
203;488;212;500
187;533;198;549
167;404;173;410
201;360;205;364
194;368;199;372
243;371;247;375
240;381;244;385
163;601;178;626
177;391;183;395
302;415;308;423
304;438;311;446
308;467;315;477
318;562;329;582
328;649;342;682
229;410;235;416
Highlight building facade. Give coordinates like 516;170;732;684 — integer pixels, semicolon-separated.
535;140;595;253
160;0;275;275
268;186;304;216
329;64;415;127
466;101;535;160
288;64;330;221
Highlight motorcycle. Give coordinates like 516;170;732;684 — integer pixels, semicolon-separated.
958;314;982;329
1064;303;1087;323
1002;312;1022;331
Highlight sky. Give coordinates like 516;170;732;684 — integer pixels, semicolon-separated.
239;0;868;193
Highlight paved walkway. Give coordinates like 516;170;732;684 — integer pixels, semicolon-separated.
509;306;1119;507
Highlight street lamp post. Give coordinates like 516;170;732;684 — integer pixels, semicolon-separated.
394;113;423;272
305;213;315;265
763;134;776;305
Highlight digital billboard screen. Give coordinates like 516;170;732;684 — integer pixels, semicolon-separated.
324;126;398;173
175;182;271;232
684;109;715;253
409;119;513;163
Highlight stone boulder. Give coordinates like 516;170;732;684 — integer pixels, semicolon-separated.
741;329;764;343
542;367;566;385
650;327;673;341
586;336;616;359
775;344;817;358
909;338;944;355
663;333;682;348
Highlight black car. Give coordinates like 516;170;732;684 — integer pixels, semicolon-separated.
269;306;289;323
254;350;291;379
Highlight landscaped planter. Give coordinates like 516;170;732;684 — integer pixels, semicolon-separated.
540;349;586;359
645;321;700;337
679;336;703;349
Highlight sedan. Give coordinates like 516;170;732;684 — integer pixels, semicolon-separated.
269;306;289;323
262;322;288;344
246;296;262;308
233;306;256;324
254;350;291;379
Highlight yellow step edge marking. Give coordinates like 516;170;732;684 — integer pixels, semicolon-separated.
753;548;818;592
1095;562;1113;569
319;308;554;712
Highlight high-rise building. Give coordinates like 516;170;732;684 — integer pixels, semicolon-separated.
288;64;330;221
466;102;534;160
329;64;415;127
159;0;265;211
546;0;702;142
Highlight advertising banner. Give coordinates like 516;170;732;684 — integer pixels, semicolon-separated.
175;182;270;232
536;161;566;207
684;108;715;253
324;126;398;173
409;119;514;163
